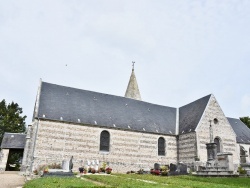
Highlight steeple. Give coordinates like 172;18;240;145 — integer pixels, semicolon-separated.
125;62;142;100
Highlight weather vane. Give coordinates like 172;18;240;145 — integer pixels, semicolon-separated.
132;61;135;70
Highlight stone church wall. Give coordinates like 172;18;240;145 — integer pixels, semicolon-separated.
0;149;10;171
21;120;39;173
196;95;239;164
178;132;197;164
30;120;177;173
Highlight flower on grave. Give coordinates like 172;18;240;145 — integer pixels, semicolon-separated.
153;169;160;175
91;168;96;174
79;167;84;173
43;166;49;173
101;162;107;169
101;162;107;171
150;169;154;174
137;169;144;174
105;167;112;174
160;165;169;176
33;169;38;175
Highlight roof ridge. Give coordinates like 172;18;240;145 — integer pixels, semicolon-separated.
179;94;212;108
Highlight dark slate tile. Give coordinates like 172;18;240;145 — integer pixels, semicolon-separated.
37;82;177;135
179;95;211;134
1;133;26;149
227;117;250;144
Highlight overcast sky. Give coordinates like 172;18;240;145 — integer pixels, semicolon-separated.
0;0;250;124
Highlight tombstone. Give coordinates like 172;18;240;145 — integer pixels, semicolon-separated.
154;163;160;170
168;163;188;176
85;160;91;172
62;160;70;171
69;156;73;172
91;160;95;170
87;160;91;166
43;156;74;177
95;160;99;171
177;163;187;174
169;163;177;172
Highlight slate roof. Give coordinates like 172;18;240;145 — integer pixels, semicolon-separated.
37;82;177;135
179;94;211;134
227;117;250;144
1;133;26;149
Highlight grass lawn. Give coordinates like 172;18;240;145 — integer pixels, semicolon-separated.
23;176;102;188
24;174;250;188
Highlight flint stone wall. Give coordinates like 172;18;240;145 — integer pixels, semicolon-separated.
29;120;177;173
178;132;197;163
196;95;239;164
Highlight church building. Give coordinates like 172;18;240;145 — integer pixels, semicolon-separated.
21;66;250;173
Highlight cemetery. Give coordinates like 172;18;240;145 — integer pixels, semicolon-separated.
20;153;249;188
23;173;250;188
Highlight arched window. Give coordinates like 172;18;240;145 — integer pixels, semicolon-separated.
100;130;110;152
240;146;246;156
214;137;221;153
240;146;247;163
158;137;165;156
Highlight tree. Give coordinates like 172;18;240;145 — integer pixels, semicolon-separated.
240;116;250;129
0;100;26;146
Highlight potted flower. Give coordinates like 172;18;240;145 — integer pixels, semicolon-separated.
101;162;107;172
160;166;169;176
106;167;112;174
79;167;84;173
91;168;96;174
150;169;154;174
154;169;160;175
33;169;38;175
99;167;104;173
43;166;49;174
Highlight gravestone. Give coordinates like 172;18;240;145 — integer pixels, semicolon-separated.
85;160;91;172
69;156;73;172
44;156;74;177
169;163;188;176
95;160;99;171
62;160;70;171
62;156;74;172
169;163;177;172
154;163;160;170
91;160;95;170
177;163;187;174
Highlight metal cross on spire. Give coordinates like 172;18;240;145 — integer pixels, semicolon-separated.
132;61;135;70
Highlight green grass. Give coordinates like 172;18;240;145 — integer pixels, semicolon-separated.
24;174;250;188
23;176;104;188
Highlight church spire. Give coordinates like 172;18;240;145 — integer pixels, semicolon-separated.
125;62;142;100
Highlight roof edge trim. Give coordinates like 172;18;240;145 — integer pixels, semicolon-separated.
32;79;43;121
175;108;179;135
194;94;212;132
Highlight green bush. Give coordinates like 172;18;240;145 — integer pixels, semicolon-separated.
238;166;247;175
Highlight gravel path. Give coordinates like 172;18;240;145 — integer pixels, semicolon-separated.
0;171;25;188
